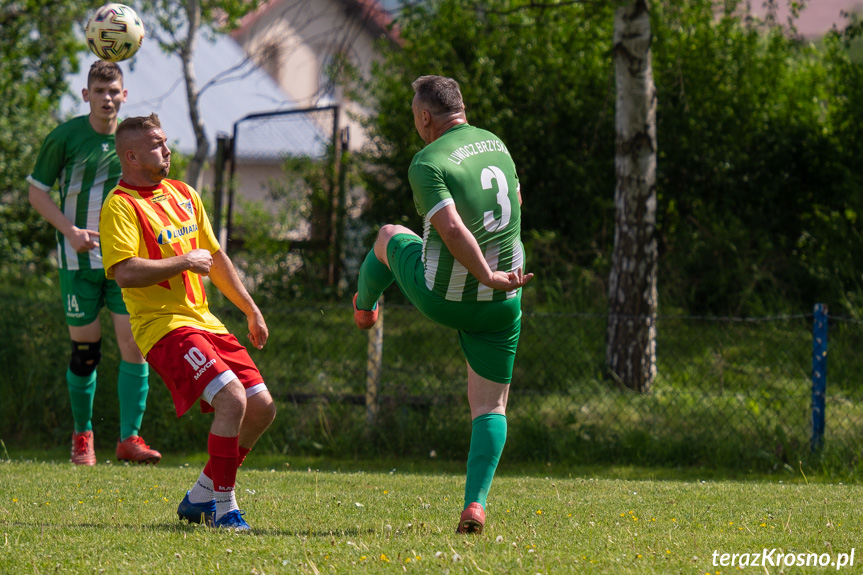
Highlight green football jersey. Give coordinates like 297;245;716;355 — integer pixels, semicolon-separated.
28;115;121;271
408;123;524;302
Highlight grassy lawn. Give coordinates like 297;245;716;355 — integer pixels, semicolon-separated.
2;453;861;574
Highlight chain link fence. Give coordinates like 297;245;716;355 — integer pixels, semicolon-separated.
216;106;362;290
212;302;863;469
3;290;862;470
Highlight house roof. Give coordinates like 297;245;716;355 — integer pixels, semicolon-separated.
61;33;298;155
236;0;400;44
748;0;863;37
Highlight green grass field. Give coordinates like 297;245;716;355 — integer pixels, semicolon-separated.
2;453;862;574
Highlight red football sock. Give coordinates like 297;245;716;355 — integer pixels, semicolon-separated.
207;433;239;497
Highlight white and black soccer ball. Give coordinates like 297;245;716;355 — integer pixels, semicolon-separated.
85;3;145;63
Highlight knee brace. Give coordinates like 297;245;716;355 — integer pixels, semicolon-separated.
70;339;102;377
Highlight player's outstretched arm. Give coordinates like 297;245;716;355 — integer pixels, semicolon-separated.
28;184;99;252
430;204;534;292
112;249;213;288
208;250;268;349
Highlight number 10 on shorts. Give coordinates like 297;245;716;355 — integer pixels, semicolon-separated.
184;347;208;370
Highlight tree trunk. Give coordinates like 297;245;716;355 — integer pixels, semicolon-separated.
181;0;208;191
606;0;658;393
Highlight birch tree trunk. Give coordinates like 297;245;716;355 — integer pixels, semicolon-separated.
606;0;658;393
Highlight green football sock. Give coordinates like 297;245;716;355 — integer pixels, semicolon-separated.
464;413;507;510
67;368;97;433
118;361;149;440
356;248;393;310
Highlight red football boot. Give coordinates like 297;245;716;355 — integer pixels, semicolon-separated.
457;502;486;534
116;435;161;464
71;430;96;466
352;293;379;330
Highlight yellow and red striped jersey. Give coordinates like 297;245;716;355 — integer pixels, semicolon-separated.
100;178;228;355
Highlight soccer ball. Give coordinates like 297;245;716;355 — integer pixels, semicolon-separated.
85;4;145;63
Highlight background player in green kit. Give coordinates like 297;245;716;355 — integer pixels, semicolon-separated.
27;61;161;466
353;75;534;534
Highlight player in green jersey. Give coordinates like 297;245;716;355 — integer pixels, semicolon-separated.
27;61;161;466
353;75;534;534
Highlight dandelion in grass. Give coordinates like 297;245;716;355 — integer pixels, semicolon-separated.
380;554;389;562
536;509;542;515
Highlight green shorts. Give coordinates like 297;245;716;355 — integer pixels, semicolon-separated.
386;233;522;384
58;269;129;326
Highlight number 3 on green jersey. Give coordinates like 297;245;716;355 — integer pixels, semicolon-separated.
481;165;511;233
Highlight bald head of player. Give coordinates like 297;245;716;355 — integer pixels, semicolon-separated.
115;113;171;187
411;75;468;145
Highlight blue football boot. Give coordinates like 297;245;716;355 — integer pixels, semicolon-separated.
177;491;215;525
214;509;251;531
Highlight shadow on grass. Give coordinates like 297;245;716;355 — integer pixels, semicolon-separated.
4;448;852;485
4;518;371;539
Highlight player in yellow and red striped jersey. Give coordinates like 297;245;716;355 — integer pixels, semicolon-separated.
100;114;276;531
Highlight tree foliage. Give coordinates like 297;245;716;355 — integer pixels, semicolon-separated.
361;0;863;315
134;0;262;190
360;0;616;253
0;0;88;279
653;0;863;314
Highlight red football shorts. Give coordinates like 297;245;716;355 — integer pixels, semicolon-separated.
147;326;267;416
